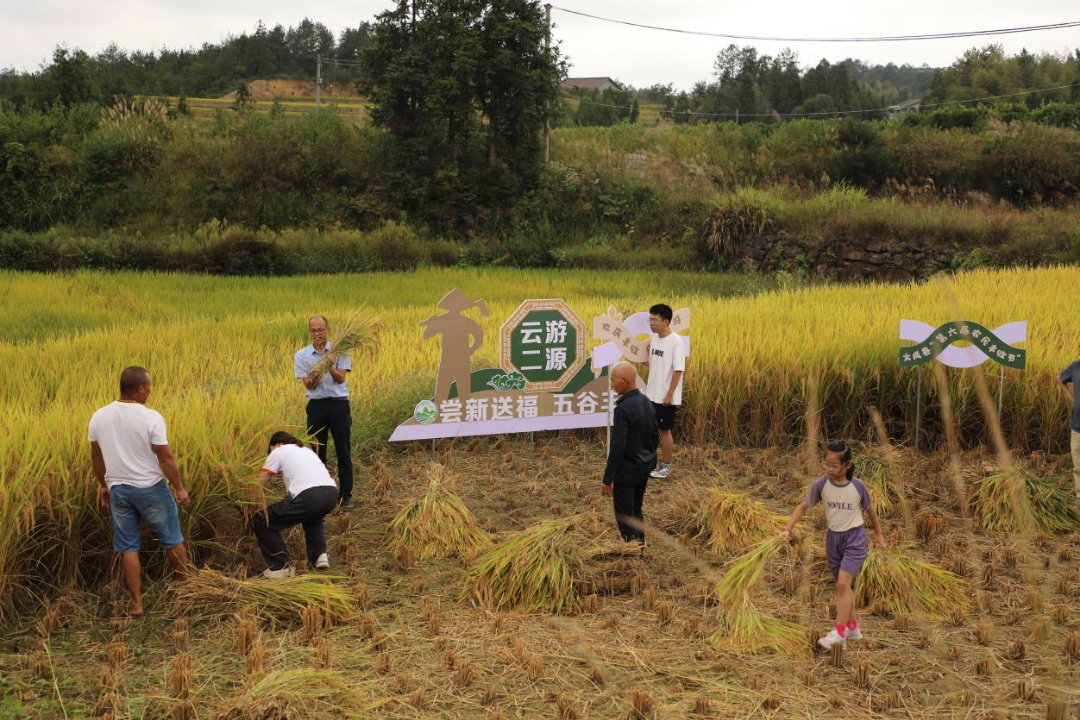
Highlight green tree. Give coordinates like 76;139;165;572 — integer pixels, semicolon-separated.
360;0;562;220
45;47;98;106
232;82;253;113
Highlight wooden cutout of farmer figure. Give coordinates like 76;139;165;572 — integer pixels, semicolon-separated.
420;288;489;404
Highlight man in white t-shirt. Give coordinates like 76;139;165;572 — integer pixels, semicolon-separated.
645;303;686;479
88;366;191;617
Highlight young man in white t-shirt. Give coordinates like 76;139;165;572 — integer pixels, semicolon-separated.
88;366;190;617
645;303;685;479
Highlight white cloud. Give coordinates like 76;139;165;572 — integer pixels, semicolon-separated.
2;0;1077;90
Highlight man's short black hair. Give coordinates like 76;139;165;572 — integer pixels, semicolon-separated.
119;366;150;395
649;304;673;323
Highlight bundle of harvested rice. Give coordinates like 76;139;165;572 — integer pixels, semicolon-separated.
713;536;790;605
694;489;787;555
173;569;356;623
972;471;1080;534
387;465;490;561
213;669;384;719
857;546;968;618
858;453;894;517
708;537;804;654
305;311;379;384
460;512;620;614
709;594;805;655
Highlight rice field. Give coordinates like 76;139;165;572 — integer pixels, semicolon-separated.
1;265;1079;717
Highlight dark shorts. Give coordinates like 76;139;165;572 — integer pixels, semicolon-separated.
652;403;678;431
109;480;185;553
825;527;869;582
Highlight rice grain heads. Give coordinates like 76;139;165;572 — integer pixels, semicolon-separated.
461;512;615;615
212;669;384;719
857;545;968;618
387;464;490;562
173;568;356;624
708;536;805;655
972;471;1080;534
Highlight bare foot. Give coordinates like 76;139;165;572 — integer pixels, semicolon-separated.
129;604;144;618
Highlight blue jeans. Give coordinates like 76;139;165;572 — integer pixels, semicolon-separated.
109;480;184;553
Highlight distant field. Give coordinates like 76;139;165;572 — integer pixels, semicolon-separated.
164;93;666;125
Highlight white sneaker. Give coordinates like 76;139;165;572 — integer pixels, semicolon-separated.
650;463;671;479
818;629;846;649
262;566;294;579
845;626;863;641
315;553;330;570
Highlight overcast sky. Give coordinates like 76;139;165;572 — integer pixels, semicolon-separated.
2;0;1078;90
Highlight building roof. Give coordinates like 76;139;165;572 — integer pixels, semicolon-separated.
561;77;624;91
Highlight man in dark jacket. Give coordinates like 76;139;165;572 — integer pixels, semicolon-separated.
602;362;659;542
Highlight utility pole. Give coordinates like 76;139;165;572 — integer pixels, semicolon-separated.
316;55;322;109
544;3;552;163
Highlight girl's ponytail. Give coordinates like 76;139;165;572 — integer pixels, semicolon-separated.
827;440;855;480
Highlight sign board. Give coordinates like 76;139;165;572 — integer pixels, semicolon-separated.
500;299;586;391
899;320;1027;369
390;289;615;441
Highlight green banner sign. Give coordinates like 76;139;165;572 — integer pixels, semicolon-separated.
899;321;1026;369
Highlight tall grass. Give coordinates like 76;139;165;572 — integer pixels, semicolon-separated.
0;265;1075;617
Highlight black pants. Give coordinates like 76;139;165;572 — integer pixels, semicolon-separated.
252;485;339;570
612;478;648;542
306;398;353;502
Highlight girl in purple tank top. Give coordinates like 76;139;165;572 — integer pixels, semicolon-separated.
781;441;887;650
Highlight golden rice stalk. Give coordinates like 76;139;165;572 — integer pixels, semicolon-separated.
693;488;787;555
708;595;804;655
173;568;356;624
387;465;490;561
858;453;893;517
857;545;968;618
305;312;379;384
212;669;384;719
971;471;1080;534
713;536;790;606
460;512;613;615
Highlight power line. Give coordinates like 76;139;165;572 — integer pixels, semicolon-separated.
568;81;1080;119
551;6;1080;43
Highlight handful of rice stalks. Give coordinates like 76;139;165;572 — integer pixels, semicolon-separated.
387;465;490;561
972;471;1079;534
460;512;616;615
713;535;791;605
856;545;968;618
708;537;804;654
173;568;356;623
694;488;787;555
305;311;379;384
708;594;805;655
213;669;384;719
859;453;894;517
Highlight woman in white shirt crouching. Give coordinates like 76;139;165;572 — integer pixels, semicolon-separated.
252;431;340;578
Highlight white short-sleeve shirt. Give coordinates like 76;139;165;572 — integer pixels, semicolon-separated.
262;444;337;497
87;401;168;489
645;332;687;406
